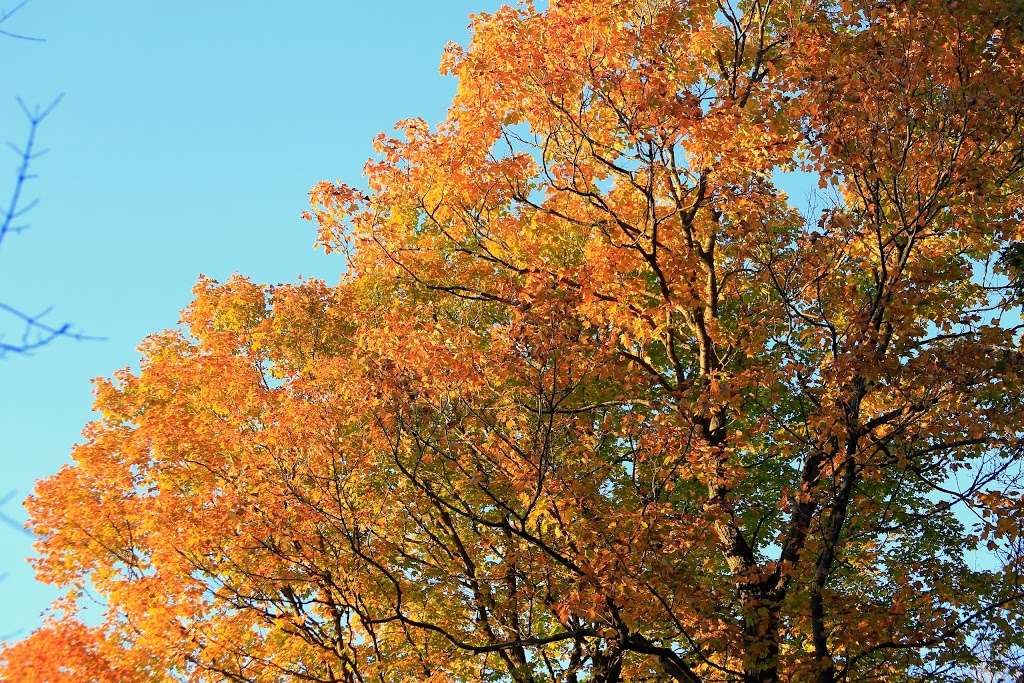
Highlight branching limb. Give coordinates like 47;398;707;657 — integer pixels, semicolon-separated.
0;489;31;536
0;0;45;42
1;92;63;247
1;93;101;356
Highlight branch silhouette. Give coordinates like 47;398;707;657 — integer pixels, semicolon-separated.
0;94;102;355
0;0;44;42
0;490;30;538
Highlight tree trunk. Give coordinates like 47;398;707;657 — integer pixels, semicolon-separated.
590;640;624;683
742;597;780;683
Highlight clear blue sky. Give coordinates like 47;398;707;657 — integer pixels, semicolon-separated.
0;0;502;641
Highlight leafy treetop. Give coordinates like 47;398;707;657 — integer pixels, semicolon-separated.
3;0;1024;681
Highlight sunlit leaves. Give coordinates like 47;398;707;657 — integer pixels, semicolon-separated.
5;0;1024;680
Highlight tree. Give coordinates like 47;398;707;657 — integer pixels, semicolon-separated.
4;0;1024;680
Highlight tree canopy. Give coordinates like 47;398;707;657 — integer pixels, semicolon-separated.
3;0;1024;680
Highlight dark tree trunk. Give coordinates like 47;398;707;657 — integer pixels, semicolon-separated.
742;596;780;683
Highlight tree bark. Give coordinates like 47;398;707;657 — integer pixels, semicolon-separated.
742;593;780;683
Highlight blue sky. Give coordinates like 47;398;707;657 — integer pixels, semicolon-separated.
0;0;503;641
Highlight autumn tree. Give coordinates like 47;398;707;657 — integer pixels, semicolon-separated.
4;0;1024;681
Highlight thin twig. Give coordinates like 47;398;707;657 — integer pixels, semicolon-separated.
0;0;44;42
0;490;31;537
0;92;64;248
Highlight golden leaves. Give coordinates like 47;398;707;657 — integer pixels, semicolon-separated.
8;0;1024;679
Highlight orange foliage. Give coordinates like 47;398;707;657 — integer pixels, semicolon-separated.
4;0;1024;681
0;618;149;682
